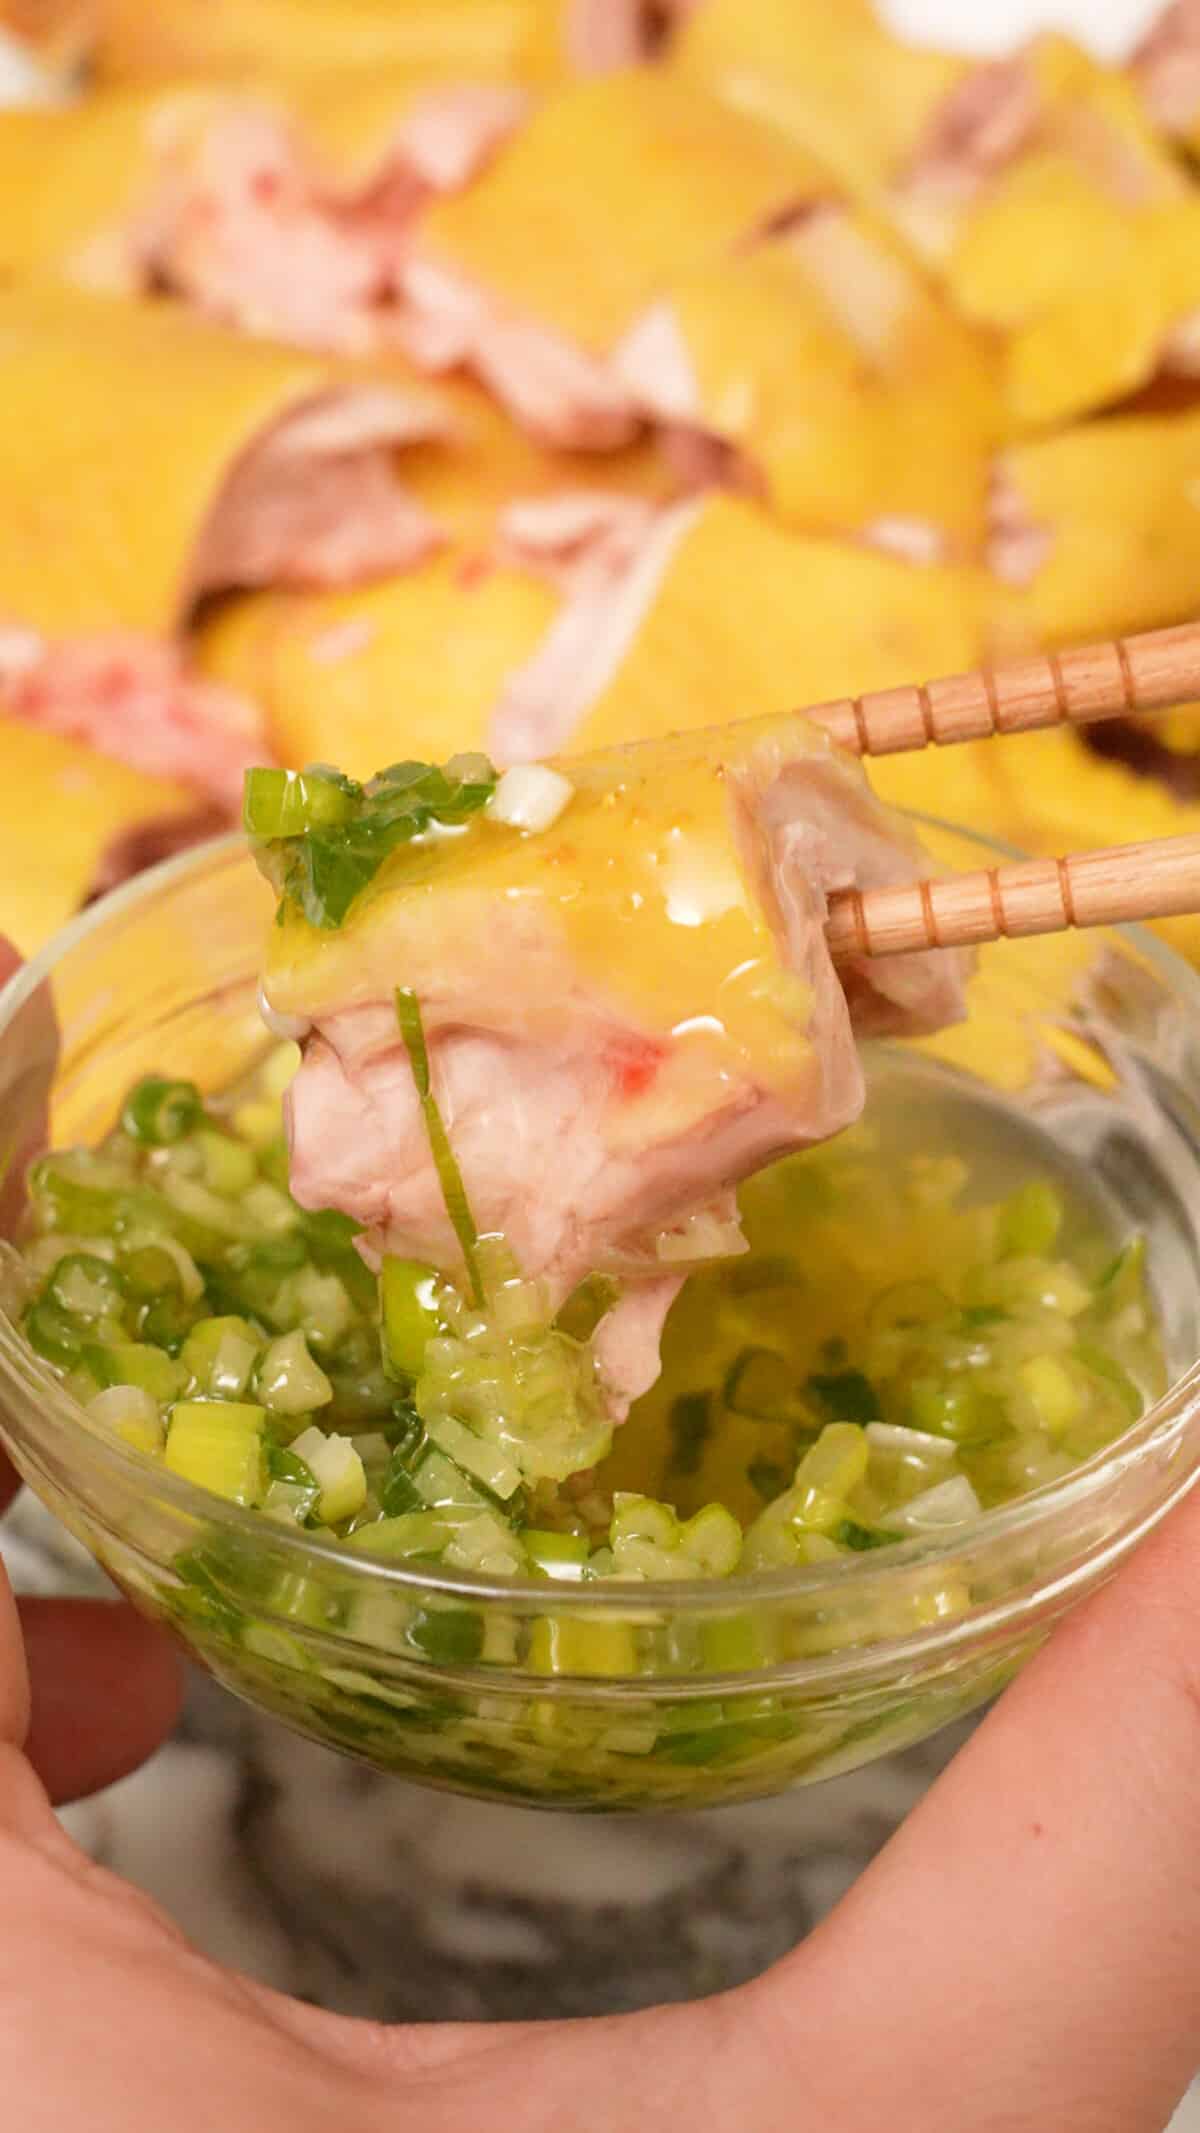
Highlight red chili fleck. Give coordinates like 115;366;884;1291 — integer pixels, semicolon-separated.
607;1035;665;1099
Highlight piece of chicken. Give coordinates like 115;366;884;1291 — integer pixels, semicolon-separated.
195;552;561;779
398;371;675;554
0;284;457;637
0;0;92;70
671;0;966;201
888;33;1200;431
613;206;1000;560
0;74;523;354
89;0;698;86
400;69;828;447
988;407;1200;648
1132;2;1200;147
488;493;1002;766
0;712;219;955
257;716;967;1410
0;627;267;812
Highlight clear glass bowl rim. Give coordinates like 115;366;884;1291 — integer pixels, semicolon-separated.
0;824;1196;1671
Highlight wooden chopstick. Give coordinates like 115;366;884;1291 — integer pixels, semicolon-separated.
826;833;1200;963
808;620;1200;758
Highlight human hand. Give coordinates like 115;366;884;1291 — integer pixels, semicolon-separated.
0;939;1198;2133
0;1466;1197;2131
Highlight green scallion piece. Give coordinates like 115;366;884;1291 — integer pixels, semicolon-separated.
394;988;483;1306
380;1256;444;1380
121;1076;203;1146
405;1605;484;1666
833;1518;902;1553
46;1252;127;1323
243;767;359;841
667;1392;712;1476
24;1299;86;1369
245;754;497;930
381;1452;426;1518
804;1369;880;1426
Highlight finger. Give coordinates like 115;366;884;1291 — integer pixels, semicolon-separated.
746;1483;1200;2133
18;1599;184;1806
0;1450;21;1517
0;1557;28;1765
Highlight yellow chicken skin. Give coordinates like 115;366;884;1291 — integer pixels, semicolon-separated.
990;406;1200;649
0;718;202;955
93;0;556;85
889;34;1200;431
672;0;966;201
0;84;184;287
196;554;559;778
90;0;682;87
417;70;826;359
0;0;94;67
400;370;675;550
616;208;1000;559
0;283;456;636
1131;1;1200;155
0;69;525;323
571;498;997;754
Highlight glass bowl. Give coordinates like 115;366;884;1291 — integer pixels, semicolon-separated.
0;828;1198;1814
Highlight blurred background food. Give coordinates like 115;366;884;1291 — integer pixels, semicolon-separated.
2;0;1200;959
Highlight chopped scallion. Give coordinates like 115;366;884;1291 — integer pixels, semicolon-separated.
394;988;482;1306
121;1077;203;1146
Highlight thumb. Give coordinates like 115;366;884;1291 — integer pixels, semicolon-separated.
751;1479;1200;2133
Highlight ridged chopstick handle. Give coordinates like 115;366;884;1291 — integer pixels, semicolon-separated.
826;834;1200;962
809;621;1200;758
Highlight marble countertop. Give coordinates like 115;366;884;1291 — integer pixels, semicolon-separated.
3;1491;959;2021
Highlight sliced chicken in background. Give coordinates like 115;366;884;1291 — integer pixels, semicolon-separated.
89;0;698;86
259;716;967;1407
400;368;676;555
400;70;830;447
195;552;560;779
0;628;268;811
134;75;529;353
613;206;1000;560
1132;1;1200;146
489;493;1002;769
0;284;457;637
0;0;93;72
0;73;523;352
987;408;1200;647
889;33;1200;430
0;714;218;955
0;86;177;284
671;0;967;201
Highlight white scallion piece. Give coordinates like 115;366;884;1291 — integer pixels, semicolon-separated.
866;1422;958;1463
887;1476;982;1533
486;764;574;833
88;1385;164;1456
257;1330;333;1416
290;1425;365;1524
242;1181;300;1235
